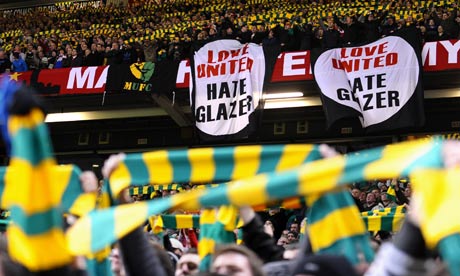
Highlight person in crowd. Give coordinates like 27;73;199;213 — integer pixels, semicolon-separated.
70;48;83;67
110;247;127;276
175;248;200;276
435;25;450;41
334;13;365;46
425;18;439;42
364;192;378;211
432;8;459;39
381;15;398;37
236;24;252;44
24;44;39;70
363;11;387;42
0;50;12;73
318;17;341;49
210;244;265;276
11;51;28;72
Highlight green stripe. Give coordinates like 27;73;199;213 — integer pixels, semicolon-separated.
170;150;191;183
91;207;115;252
438;234;460;276
401;142;443;176
303;145;321;162
339;147;383;184
10;205;62;235
266;170;299;199
308;191;354;224
162;215;178;229
125;153;149;186
257;145;284;174
11;125;54;165
213;147;235;181
316;235;374;264
362;217;369;230
61;166;83;212
380;216;394;231
199;185;231;207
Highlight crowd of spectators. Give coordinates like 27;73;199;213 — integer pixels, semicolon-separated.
0;0;459;73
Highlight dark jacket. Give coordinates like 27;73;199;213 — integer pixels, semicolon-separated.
242;214;285;263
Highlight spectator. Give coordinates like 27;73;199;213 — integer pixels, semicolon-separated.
11;52;28;72
364;192;378;211
363;11;387;42
236;24;252;44
24;44;39;70
70;48;83;67
381;15;397;37
334;13;365;46
175;248;200;276
0;50;12;73
435;25;450;41
105;42;123;65
319;17;341;49
210;244;265;276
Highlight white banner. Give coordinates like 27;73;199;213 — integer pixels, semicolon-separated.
190;40;265;137
314;36;419;127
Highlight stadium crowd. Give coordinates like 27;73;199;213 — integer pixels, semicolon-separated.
0;0;459;73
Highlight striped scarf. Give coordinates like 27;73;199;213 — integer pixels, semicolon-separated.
361;206;406;232
3;106;74;271
386;184;397;202
198;206;239;271
67;138;448;269
307;190;374;264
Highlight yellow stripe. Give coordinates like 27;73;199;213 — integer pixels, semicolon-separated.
109;162;131;197
392;214;405;231
66;215;92;254
69;193;97;217
276;144;314;171
188;148;215;182
114;202;149;240
217;205;239;232
8;225;72;271
8;108;45;136
171;190;203;212
228;174;269;206
4;159;59;213
176;214;194;229
232;145;262;179
153;216;163;234
200;209;217;225
142;186;149;194
308;205;366;251
364;139;433;179
298;157;345;195
198;238;215;259
366;216;382;232
411;169;460;248
144;150;173;184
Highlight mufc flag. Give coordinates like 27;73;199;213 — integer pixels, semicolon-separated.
312;29;424;132
106;60;179;94
190;39;265;141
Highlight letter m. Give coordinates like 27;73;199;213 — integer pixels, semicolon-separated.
66;67;97;89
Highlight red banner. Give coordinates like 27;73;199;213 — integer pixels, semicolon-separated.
6;39;460;95
422;40;460;72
